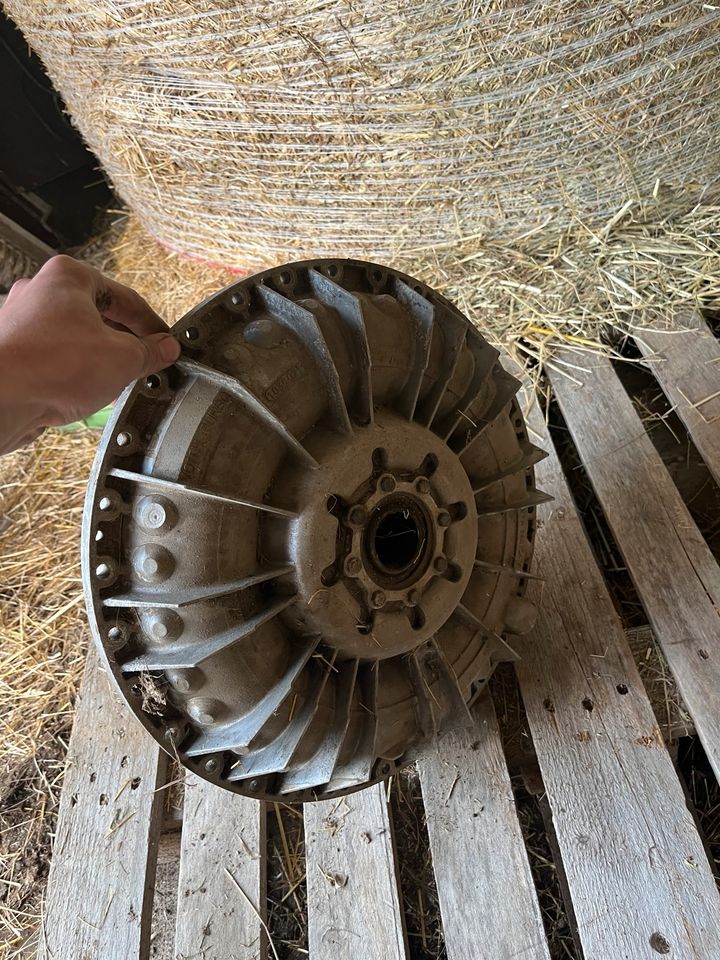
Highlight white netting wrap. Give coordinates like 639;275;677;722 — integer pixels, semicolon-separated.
7;1;720;270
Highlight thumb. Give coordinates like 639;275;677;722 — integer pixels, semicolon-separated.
136;332;181;376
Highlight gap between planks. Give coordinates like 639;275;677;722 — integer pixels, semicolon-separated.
548;349;720;782
511;359;720;959
636;311;720;486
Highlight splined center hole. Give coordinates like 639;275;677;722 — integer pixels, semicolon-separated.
373;511;421;572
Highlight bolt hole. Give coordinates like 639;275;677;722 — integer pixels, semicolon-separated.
371;447;388;470
145;374;161;390
184;327;199;341
328;264;339;277
582;697;594;712
418;453;439;477
407;606;426;631
357;623;372;635
116;431;131;448
449;501;468;521
98;496;113;511
543;698;555;713
95;530;104;542
699;648;710;660
96;562;112;580
131;776;142;790
320;564;339;587
280;270;291;285
616;683;629;695
380;762;391;774
445;562;463;583
372;269;383;282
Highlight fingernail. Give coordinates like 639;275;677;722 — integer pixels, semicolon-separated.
158;335;181;363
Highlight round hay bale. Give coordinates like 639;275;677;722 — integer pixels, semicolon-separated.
7;2;720;270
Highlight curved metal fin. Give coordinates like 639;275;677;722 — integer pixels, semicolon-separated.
454;604;520;663
176;358;319;469
435;334;499;440
120;597;294;672
185;639;319;757
321;661;379;793
471;442;548;494
257;284;353;436
393;278;434;421
407;652;438;740
228;653;337;781
473;558;545;583
103;563;294;609
107;467;296;518
415;307;467;428
429;637;473;724
488;635;521;665
279;658;359;795
475;488;553;517
455;367;522;457
307;269;373;426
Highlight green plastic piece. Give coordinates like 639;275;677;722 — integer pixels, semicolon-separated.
58;405;113;432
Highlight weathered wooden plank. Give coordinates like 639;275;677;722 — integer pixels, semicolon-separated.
637;313;720;485
304;783;408;960
174;777;265;960
515;374;720;958
549;352;720;779
39;646;165;960
417;695;550;960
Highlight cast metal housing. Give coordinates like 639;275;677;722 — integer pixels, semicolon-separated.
82;259;547;801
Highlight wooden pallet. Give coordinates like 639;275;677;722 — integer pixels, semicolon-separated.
38;315;720;960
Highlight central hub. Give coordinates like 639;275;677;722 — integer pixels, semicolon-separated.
278;412;479;660
363;494;430;587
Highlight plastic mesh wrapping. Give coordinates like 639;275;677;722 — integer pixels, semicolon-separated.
6;1;720;271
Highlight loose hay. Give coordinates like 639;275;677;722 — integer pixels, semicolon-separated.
6;2;720;270
0;430;97;955
111;205;720;370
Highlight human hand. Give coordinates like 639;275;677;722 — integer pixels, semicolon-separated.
0;255;180;454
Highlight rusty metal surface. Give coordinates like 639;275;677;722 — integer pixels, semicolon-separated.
82;259;545;801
